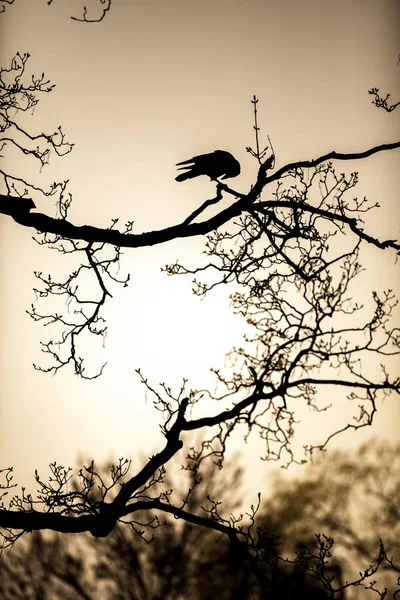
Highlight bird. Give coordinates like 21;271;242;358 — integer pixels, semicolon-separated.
175;150;240;183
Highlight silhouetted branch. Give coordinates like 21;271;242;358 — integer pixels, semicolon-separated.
0;53;73;176
71;0;112;22
27;220;131;378
0;0;114;22
2;141;399;252
0;0;14;13
369;87;400;113
1;43;400;599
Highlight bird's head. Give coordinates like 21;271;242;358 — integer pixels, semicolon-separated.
222;157;241;179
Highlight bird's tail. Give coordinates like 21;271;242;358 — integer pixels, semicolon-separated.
176;158;196;166
175;170;195;182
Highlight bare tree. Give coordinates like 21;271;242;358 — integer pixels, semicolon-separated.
2;442;399;599
1;40;399;598
0;455;340;599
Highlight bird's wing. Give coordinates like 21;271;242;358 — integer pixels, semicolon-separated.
175;150;240;181
176;152;215;167
176;157;196;166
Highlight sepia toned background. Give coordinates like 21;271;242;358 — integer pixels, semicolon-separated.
0;0;399;501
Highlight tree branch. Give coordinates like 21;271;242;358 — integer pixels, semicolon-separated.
1;141;399;250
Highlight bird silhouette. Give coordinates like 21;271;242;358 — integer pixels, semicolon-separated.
175;150;240;182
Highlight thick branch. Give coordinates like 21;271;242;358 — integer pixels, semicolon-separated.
111;399;188;511
0;495;270;588
0;508;94;534
264;141;400;186
1;141;399;249
183;379;399;432
0;401;188;539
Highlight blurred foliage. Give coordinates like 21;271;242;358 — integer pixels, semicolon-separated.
1;440;399;599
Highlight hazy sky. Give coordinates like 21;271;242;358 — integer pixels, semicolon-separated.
1;0;399;497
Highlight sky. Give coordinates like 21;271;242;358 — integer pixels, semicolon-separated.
0;0;399;503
